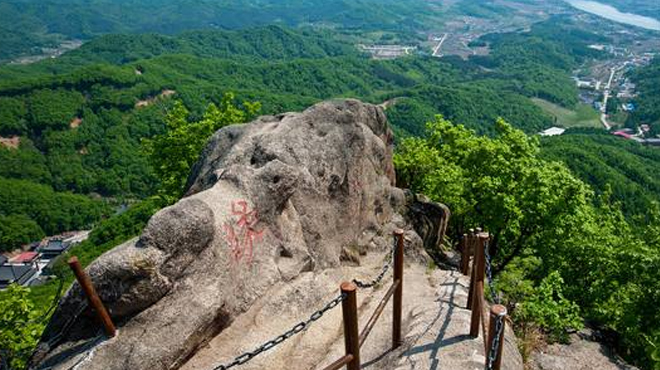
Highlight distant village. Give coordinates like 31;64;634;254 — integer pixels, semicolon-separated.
0;231;89;289
543;25;659;146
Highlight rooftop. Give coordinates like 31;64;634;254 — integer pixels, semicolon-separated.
42;240;68;253
539;127;566;137
0;264;37;288
10;251;39;264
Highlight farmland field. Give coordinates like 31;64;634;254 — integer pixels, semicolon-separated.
532;98;602;128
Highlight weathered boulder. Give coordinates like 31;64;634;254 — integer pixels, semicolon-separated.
30;99;521;370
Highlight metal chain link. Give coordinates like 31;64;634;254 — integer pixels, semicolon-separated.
352;235;396;289
483;240;499;304
66;333;105;370
46;302;90;348
212;293;347;370
486;313;505;370
483;236;506;370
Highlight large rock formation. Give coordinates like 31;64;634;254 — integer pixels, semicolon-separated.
30;99;521;370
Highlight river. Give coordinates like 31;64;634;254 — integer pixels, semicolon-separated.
565;0;660;31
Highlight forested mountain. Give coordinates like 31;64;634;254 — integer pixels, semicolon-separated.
629;57;660;134
0;0;438;61
470;18;607;107
1;7;660;369
0;26;359;78
0;20;610;254
542;131;660;217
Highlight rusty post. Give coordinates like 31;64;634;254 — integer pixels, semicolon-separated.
469;233;488;338
341;282;360;370
487;304;508;370
392;229;404;349
470;281;484;338
68;256;116;337
460;233;469;275
466;230;476;309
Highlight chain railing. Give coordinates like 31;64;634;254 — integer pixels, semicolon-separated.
212;293;347;370
18;226;508;370
486;310;506;370
352;236;396;289
483;239;499;304
20;230;406;370
462;230;508;370
211;229;406;370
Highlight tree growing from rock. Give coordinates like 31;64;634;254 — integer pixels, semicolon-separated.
143;93;260;201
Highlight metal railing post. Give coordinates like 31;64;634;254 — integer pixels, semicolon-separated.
392;229;404;349
68;256;116;337
341;282;360;370
469;233;487;338
486;304;507;370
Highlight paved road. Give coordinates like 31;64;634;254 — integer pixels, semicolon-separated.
432;33;448;57
600;67;618;130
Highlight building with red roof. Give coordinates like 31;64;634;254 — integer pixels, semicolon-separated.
9;251;39;264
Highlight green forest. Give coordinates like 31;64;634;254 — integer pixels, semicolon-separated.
1;21;597;253
542;131;660;217
0;0;439;62
1;5;660;369
395;117;660;369
629;58;660;134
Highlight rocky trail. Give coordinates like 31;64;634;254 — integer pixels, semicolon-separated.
181;249;522;370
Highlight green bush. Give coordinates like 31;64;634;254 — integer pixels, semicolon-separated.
517;271;583;343
0;285;46;369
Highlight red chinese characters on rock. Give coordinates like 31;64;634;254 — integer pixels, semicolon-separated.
222;200;264;264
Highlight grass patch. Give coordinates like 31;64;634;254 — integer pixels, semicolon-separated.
532;98;601;129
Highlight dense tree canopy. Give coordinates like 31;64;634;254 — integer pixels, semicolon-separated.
0;178;107;251
0;285;46;369
541;131;660;217
395;117;660;369
630;58;660;131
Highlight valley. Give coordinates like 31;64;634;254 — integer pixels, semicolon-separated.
0;1;659;370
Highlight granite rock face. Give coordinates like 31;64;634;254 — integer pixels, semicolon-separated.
30;99;520;370
530;329;639;370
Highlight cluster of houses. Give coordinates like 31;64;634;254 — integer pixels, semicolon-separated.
612;127;660;146
538;126;660;147
0;231;89;289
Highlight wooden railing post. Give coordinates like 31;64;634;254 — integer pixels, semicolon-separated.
469;233;488;338
68;256;116;337
392;229;404;349
466;230;476;309
341;282;360;370
486;304;507;370
460;233;469;275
